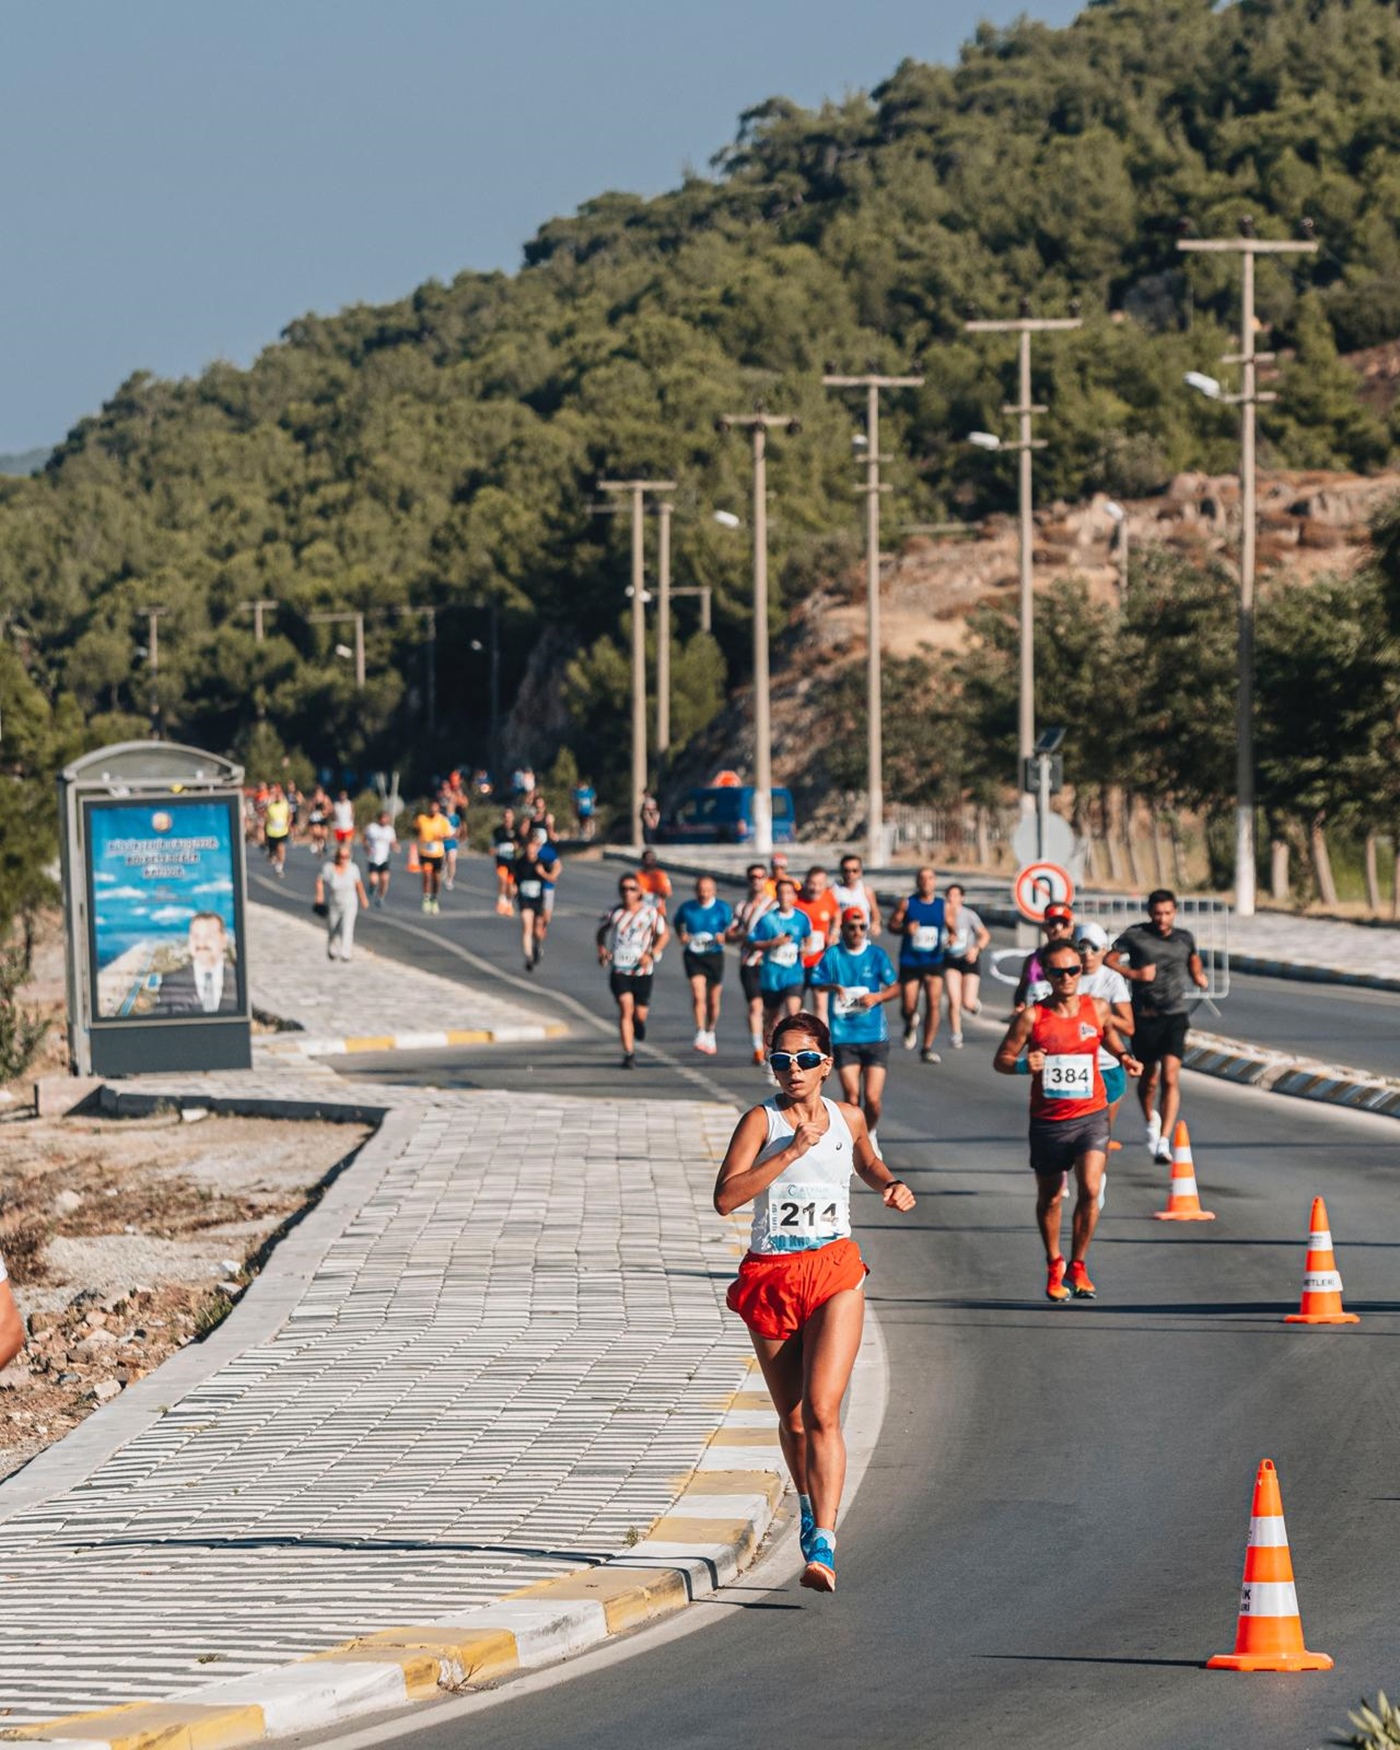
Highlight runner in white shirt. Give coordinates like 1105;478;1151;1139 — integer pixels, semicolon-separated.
362;812;398;909
1076;922;1135;1205
597;873;668;1069
940;883;991;1047
727;863;777;1065
832;853;883;939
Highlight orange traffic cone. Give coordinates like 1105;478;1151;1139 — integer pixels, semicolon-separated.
406;842;420;874
1285;1196;1359;1326
1152;1120;1215;1222
1208;1459;1333;1671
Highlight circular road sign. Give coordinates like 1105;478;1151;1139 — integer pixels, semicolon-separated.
1011;812;1075;868
1013;860;1075;923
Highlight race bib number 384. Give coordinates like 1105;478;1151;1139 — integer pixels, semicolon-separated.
1042;1054;1094;1100
766;1180;850;1251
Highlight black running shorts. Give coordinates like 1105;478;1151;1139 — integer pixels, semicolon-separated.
1132;1012;1189;1065
1028;1110;1110;1176
610;971;653;1004
683;950;725;987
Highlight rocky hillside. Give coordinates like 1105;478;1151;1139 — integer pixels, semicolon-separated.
676;463;1400;835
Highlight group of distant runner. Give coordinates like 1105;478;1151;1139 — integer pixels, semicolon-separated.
252;779;1212;1596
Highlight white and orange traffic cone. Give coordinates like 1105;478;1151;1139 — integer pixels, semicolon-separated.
1208;1458;1333;1672
1152;1120;1215;1222
1285;1196;1359;1326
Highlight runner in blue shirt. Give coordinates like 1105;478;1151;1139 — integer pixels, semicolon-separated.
747;877;812;1048
814;908;900;1150
674;875;734;1056
889;866;947;1064
573;781;597;842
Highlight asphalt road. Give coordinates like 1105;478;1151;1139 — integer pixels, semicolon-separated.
251;852;1400;1750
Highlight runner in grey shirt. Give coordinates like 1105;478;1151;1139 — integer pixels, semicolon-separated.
1107;889;1208;1162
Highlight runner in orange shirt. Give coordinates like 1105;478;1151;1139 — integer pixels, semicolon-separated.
635;848;673;915
762;851;791;901
796;867;841;1015
414;798;450;914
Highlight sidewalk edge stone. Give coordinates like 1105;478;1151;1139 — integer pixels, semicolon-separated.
1183;1029;1400;1118
0;1450;789;1749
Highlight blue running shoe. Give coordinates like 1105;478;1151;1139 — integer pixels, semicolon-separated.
800;1534;836;1593
799;1501;816;1562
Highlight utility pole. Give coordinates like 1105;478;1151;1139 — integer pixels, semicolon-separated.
308;611;366;689
656;497;673;755
1179;217;1318;918
598;478;675;845
238;598;278;642
137;606;168;738
966;306;1081;813
823;367;924;865
716;414;799;856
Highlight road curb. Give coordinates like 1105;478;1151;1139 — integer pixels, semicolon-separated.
257;1021;569;1059
0;1395;788;1750
1183;1029;1400;1119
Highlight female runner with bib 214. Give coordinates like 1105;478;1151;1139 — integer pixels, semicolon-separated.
714;1011;915;1593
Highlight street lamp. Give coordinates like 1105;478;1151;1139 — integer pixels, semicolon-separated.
966;306;1082;814
712;509;741;530
715;413;800;855
1178;212;1317;918
824;364;925;866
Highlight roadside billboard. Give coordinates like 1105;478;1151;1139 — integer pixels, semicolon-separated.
85;795;245;1023
59;743;251;1076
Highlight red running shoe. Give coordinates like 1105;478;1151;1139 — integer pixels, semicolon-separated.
1046;1256;1070;1303
1067;1259;1096;1299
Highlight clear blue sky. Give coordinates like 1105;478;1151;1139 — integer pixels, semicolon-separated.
0;0;1081;453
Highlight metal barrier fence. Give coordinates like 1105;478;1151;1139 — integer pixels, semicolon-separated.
988;894;1230;1016
887;804;1017;857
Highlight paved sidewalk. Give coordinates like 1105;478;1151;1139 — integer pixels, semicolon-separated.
248;904;568;1056
1226;910;1400;989
0;1071;778;1734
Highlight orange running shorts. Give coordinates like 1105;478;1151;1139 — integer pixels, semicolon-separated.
726;1237;868;1341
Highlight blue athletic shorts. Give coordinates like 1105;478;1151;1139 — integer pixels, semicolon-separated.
1101;1063;1126;1106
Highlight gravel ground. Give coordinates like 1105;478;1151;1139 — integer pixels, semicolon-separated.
0;1110;368;1482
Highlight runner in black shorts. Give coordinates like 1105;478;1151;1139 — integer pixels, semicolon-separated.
728;864;776;1065
994;942;1140;1302
674;875;734;1056
598;874;667;1068
1107;889;1208;1163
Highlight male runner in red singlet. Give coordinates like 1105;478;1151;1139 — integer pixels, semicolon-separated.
993;940;1141;1302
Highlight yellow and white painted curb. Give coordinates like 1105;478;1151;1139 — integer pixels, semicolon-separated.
259;1021;569;1059
0;1383;786;1750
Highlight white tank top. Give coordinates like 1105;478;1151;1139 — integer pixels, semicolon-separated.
749;1097;855;1255
831;880;872;920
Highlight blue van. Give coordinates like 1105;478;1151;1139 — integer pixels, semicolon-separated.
658;785;796;846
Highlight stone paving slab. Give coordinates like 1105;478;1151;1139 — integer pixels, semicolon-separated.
0;1069;775;1736
246;905;567;1058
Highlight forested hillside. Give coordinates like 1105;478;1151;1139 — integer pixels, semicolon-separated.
3;0;1400;867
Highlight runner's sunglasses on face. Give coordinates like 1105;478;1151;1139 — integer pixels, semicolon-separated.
770;1050;825;1072
1046;962;1082;979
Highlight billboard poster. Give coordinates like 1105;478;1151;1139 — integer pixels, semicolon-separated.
85;795;246;1023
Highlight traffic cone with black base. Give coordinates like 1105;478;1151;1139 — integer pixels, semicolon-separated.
1285;1196;1360;1325
1208;1459;1333;1672
1152;1120;1215;1221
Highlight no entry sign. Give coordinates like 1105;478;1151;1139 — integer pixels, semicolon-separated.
1013;860;1074;922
